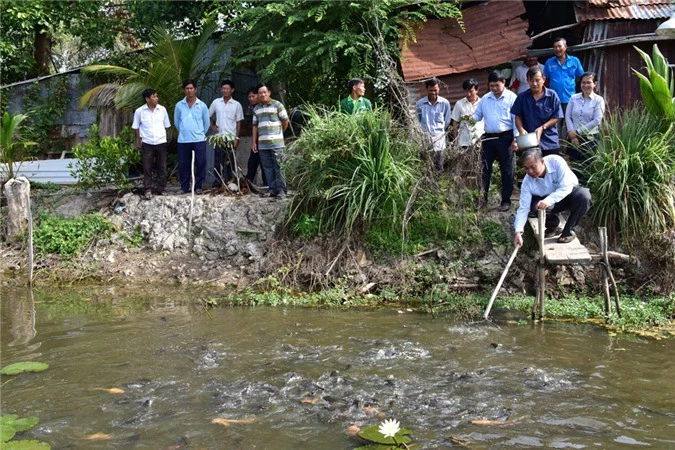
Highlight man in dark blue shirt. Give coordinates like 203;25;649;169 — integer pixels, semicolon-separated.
512;66;563;156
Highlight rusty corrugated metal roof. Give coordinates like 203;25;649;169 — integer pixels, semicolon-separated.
576;0;673;21
400;1;530;81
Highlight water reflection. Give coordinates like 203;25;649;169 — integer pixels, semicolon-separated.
7;288;40;356
1;286;674;449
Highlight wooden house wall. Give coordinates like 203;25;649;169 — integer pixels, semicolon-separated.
580;20;675;110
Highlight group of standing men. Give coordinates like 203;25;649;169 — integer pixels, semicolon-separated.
132;75;377;202
132;79;289;200
415;37;591;245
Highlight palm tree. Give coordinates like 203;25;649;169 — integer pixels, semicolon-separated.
1;111;36;181
80;23;225;118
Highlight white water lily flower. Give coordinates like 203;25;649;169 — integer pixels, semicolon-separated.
378;418;400;438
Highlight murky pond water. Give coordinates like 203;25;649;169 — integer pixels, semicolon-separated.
2;286;674;449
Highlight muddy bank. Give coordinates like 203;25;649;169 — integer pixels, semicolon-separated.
1;186;610;299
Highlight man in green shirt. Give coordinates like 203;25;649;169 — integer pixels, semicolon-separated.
339;78;372;114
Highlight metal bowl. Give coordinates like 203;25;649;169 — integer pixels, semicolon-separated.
516;132;539;149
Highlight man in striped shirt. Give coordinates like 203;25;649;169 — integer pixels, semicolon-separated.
252;84;289;199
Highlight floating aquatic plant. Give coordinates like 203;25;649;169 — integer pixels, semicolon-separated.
356;418;417;449
0;362;49;376
1;414;51;448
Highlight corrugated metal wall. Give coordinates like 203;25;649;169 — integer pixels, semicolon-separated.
580;20;675;110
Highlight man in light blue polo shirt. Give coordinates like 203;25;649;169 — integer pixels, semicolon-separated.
543;37;584;112
175;79;210;194
416;77;452;171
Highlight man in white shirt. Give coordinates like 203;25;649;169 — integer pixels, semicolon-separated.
450;78;484;148
510;56;545;94
131;88;171;200
209;79;244;188
513;147;591;246
473;71;518;211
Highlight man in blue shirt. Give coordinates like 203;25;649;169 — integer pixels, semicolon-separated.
543;37;584;112
473;71;518;212
512;66;563;156
416;77;452;171
175;79;210;194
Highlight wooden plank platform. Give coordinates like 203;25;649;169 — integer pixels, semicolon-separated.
528;217;592;264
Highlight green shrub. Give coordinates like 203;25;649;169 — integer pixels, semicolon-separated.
287;106;420;237
585;105;675;240
632;44;674;119
34;214;115;258
69;125;139;190
291;213;320;238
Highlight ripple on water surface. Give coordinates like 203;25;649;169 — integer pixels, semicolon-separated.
1;287;674;449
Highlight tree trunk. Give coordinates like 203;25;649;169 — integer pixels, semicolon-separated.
4;177;31;242
33;22;51;77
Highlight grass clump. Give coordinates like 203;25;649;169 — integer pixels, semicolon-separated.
34;213;115;258
365;187;506;256
286;106;420;237
585;105;675;240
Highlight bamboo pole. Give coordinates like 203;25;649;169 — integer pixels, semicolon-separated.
483;245;520;320
26;185;33;285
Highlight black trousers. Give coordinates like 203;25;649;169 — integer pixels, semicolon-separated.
141;142;167;193
246;149;267;186
481;133;514;205
177;141;207;192
531;185;591;236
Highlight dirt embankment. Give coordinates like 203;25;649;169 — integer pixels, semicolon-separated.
0;187;645;299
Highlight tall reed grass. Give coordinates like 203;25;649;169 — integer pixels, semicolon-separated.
286;107;420;236
585;105;675;240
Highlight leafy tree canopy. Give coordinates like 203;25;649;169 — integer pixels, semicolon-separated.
223;0;462;106
0;0;229;85
124;0;224;41
0;0;124;83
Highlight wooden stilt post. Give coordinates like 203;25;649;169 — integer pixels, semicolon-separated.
537;209;546;320
599;227;611;318
532;257;539;320
599;227;621;318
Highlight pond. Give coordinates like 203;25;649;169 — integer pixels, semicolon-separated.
2;285;674;449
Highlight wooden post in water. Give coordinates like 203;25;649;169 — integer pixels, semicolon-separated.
599;227;611;317
532;209;546;320
26;186;33;285
598;227;621;319
537;209;546;319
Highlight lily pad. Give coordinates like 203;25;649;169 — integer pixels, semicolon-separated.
2;440;51;449
358;425;412;445
0;362;49;376
1;426;17;443
1;415;39;433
